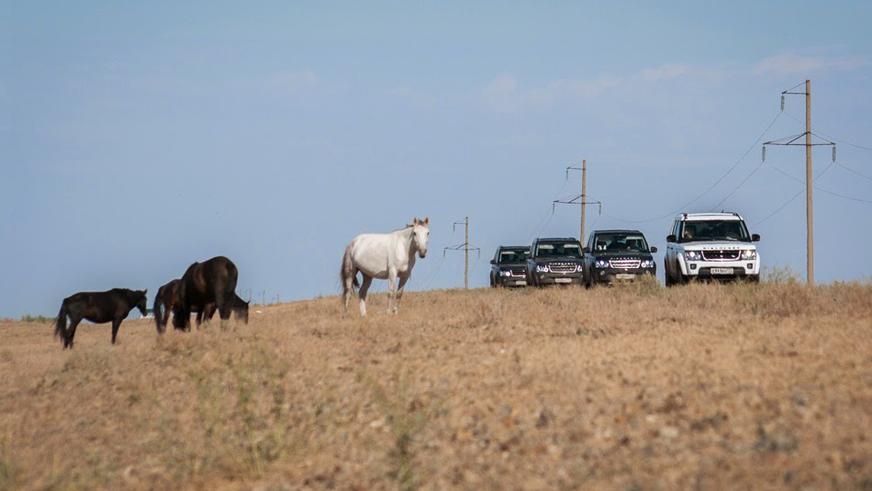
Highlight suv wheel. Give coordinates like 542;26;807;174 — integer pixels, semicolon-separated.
665;260;676;287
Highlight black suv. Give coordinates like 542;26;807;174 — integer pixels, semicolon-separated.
526;237;585;286
582;229;657;286
489;246;530;287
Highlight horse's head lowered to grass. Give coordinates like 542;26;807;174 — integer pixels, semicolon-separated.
133;290;148;317
411;216;430;258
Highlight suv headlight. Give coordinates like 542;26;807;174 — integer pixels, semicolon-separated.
740;249;757;260
684;250;703;261
576;264;584;272
499;270;513;277
594;259;609;268
640;259;655;268
535;264;550;273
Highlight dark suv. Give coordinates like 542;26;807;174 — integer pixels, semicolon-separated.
489;246;530;287
582;229;657;286
526;237;585;286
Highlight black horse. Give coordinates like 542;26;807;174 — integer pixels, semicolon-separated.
55;288;148;349
198;292;250;325
153;278;181;334
172;256;238;331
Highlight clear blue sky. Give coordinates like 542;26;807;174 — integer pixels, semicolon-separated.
3;1;872;317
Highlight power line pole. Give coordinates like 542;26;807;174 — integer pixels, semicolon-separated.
463;216;469;289
804;80;813;286
443;216;480;289
763;79;835;286
581;159;587;243
554;160;601;243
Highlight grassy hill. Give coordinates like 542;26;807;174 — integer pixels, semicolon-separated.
1;281;870;490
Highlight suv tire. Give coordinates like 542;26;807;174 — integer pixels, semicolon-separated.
665;260;679;287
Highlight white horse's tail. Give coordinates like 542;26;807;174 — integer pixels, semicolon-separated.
340;243;359;297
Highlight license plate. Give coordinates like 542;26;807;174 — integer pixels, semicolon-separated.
514;280;527;286
554;278;572;284
615;274;635;280
711;268;733;275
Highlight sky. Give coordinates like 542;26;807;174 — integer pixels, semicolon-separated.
2;1;872;317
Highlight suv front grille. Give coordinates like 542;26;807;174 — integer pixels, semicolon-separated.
548;262;577;274
609;259;640;269
702;250;740;261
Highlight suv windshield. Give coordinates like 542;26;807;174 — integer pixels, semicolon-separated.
498;250;528;264
593;233;649;252
680;220;750;242
536;241;582;258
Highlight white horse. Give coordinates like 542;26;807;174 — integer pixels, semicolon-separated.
341;217;430;317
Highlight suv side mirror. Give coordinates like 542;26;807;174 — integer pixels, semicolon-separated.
489;259;496;265
666;235;676;243
752;233;760;242
649;246;658;253
582;246;590;253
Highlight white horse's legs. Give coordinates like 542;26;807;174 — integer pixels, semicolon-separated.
358;275;372;317
387;268;399;314
395;275;409;313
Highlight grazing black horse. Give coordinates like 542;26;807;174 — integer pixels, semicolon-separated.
153;278;182;334
55;288;148;349
172;256;238;331
198;292;250;325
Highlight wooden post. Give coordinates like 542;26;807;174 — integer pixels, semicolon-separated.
581;159;587;243
805;80;814;286
464;216;469;289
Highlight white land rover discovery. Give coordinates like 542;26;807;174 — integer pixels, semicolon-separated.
664;212;761;286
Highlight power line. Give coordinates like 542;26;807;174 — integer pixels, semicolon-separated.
420;254;447;290
753;160;836;226
552;160;602;241
527;178;570;238
606;111;784;224
766;161;871;202
782;112;872;153
815;186;872;204
443;217;480;289
766;80;817;285
836;162;872;182
712;158;766;209
753;189;804;227
723;125;836;211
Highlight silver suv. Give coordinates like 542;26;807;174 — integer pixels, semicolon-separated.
664;212;761;285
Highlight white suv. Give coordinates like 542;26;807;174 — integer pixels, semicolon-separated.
664;212;761;286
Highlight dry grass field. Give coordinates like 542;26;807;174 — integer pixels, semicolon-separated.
1;280;871;490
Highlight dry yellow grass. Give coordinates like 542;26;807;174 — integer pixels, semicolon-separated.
1;281;871;490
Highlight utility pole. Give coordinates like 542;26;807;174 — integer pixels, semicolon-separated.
464;216;469;289
581;159;587;243
763;80;835;286
554;160;601;243
804;80;813;286
443;216;480;289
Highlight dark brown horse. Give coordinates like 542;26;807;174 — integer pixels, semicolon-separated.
198;292;250;325
55;288;148;349
172;256;238;331
153;278;181;334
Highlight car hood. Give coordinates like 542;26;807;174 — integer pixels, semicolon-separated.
681;241;756;251
592;251;653;257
